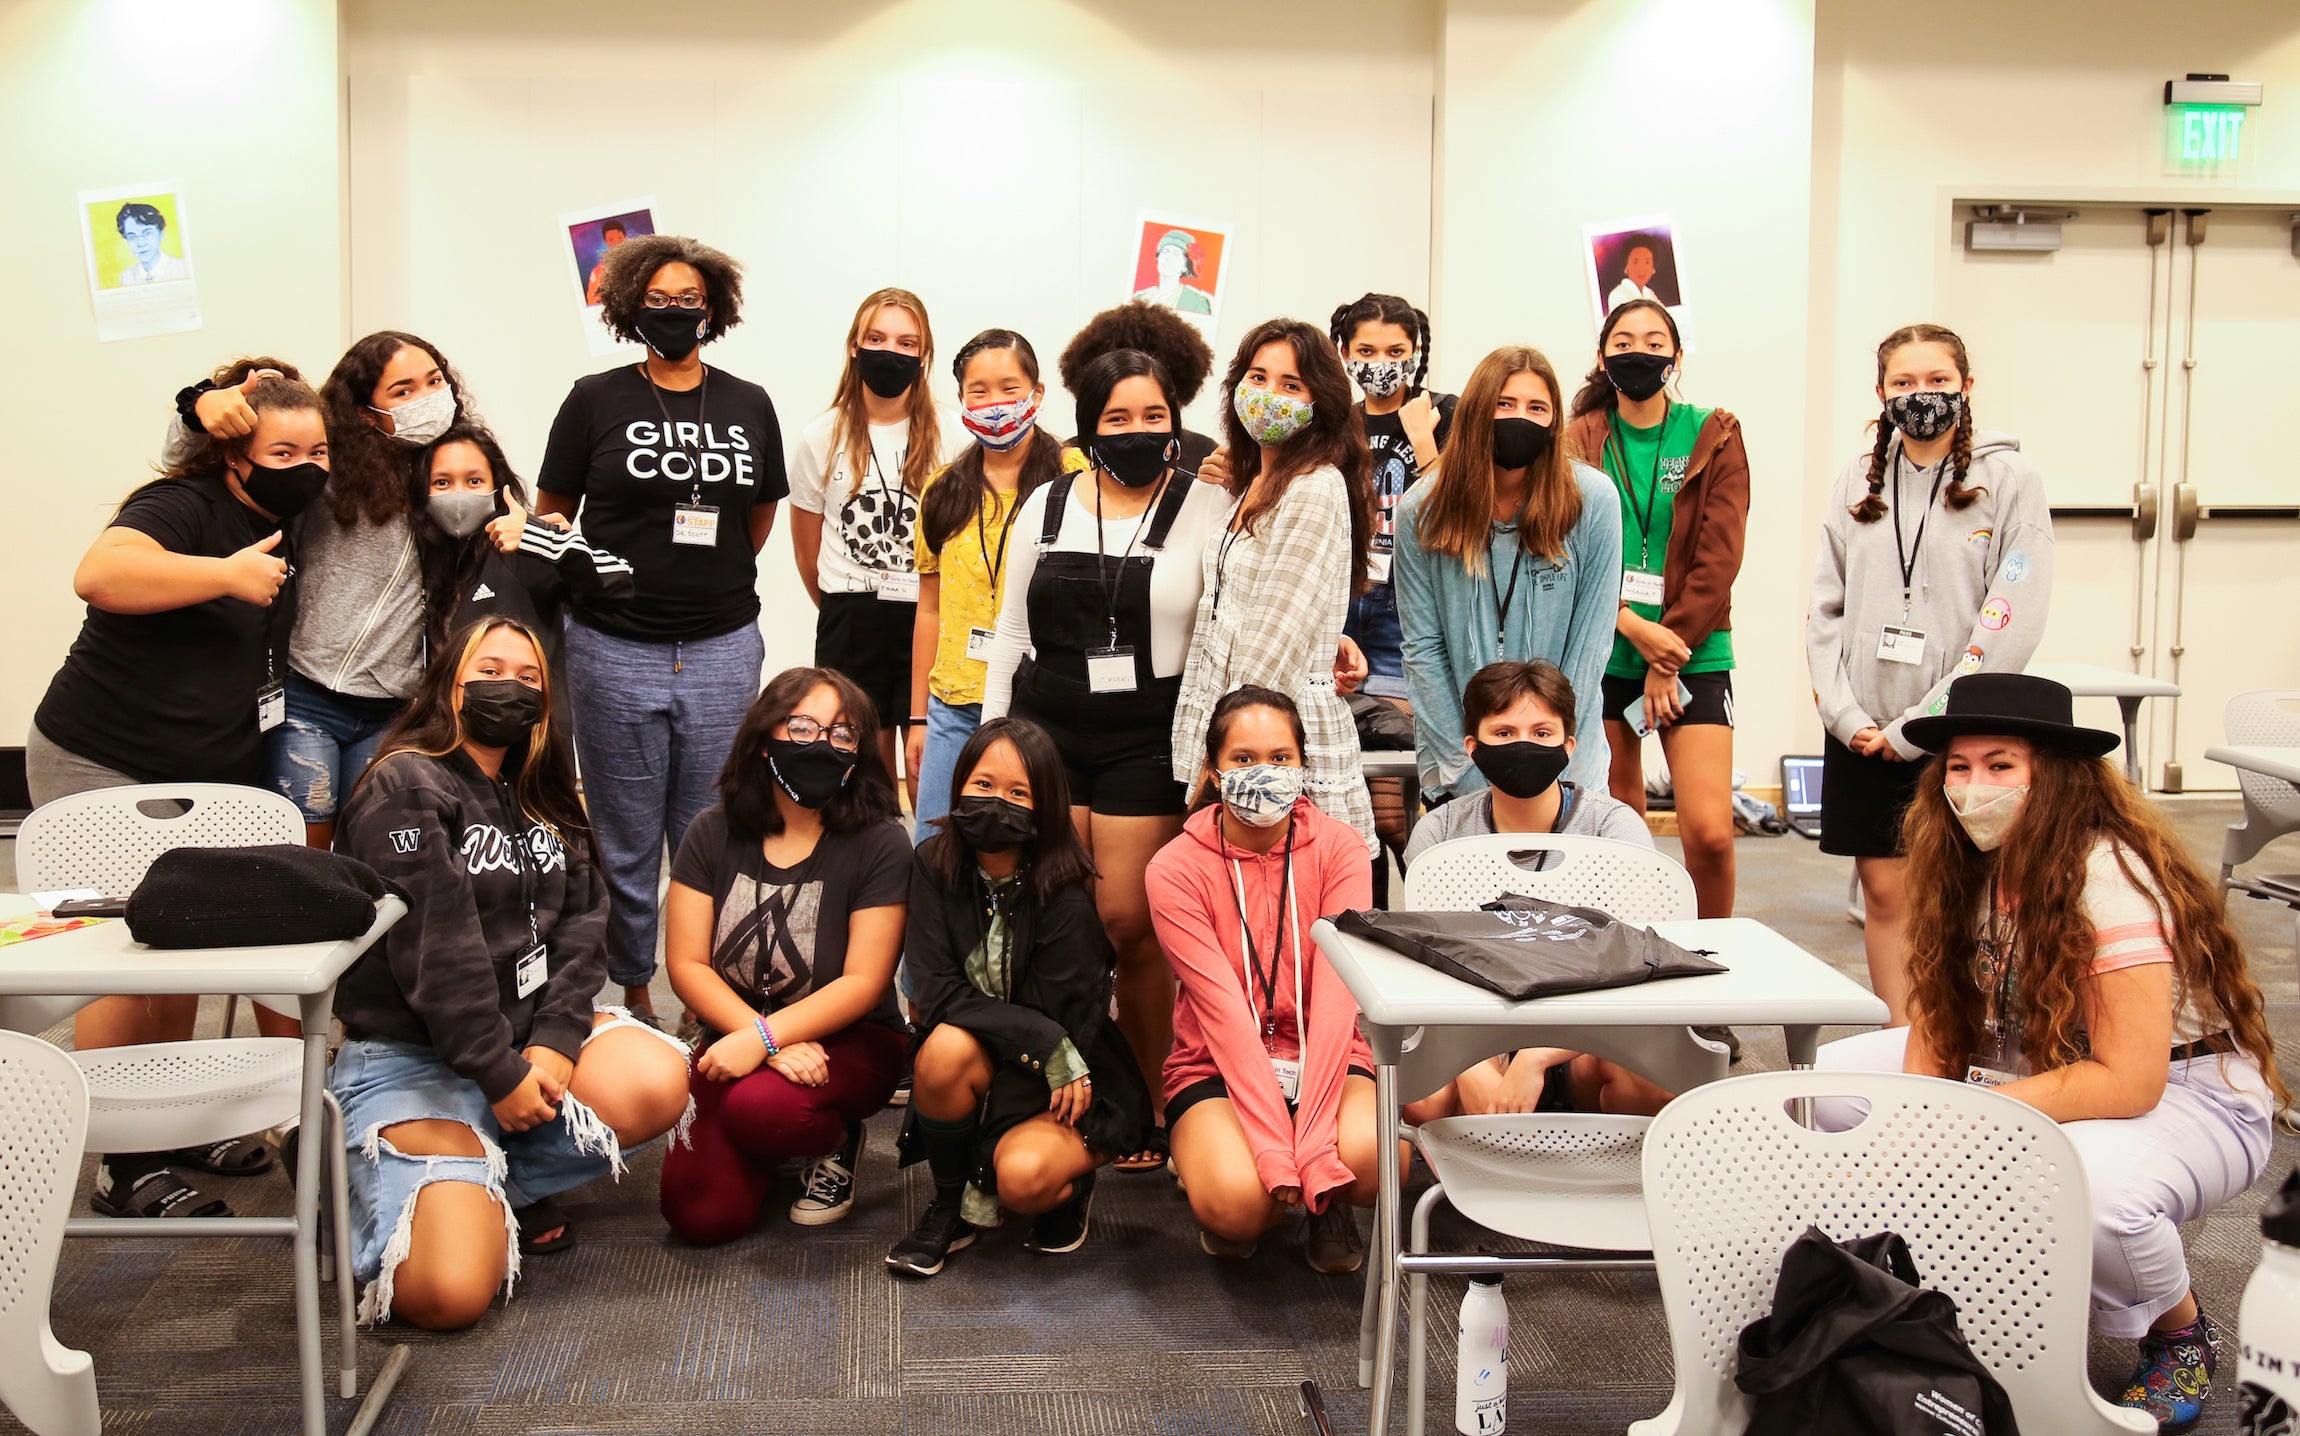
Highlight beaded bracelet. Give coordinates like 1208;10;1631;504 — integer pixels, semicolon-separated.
754;1016;779;1058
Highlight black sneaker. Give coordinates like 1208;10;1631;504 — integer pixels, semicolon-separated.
1025;1171;1094;1255
889;1073;912;1108
1303;1202;1365;1274
886;1195;976;1277
790;1121;864;1226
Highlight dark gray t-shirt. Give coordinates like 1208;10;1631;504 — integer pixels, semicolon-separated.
1402;780;1654;869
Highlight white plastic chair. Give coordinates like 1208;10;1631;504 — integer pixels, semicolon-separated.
1375;832;1716;1436
2217;691;2300;986
0;1030;99;1436
1635;1069;2151;1435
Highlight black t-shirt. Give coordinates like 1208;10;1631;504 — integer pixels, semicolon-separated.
35;474;292;784
669;804;910;1031
537;363;788;641
1361;390;1457;573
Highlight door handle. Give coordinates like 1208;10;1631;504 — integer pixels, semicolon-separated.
2173;483;2199;541
2132;483;2158;542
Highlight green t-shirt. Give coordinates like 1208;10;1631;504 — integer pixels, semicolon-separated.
1603;403;1734;680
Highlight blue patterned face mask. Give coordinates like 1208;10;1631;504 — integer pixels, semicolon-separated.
1219;763;1307;828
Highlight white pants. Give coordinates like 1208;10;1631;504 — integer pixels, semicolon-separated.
1814;1028;2274;1336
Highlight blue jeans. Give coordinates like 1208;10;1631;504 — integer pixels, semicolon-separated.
911;696;982;844
265;672;404;822
562;616;765;987
1346;580;1408;699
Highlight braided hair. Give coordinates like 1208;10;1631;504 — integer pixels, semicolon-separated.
1854;323;1983;523
1329;292;1432;390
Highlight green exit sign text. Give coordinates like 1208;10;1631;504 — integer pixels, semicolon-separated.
2167;103;2247;171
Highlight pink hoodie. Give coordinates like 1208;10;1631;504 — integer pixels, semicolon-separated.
1149;797;1375;1211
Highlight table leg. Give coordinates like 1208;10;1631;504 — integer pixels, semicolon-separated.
2119;697;2143;787
1786;1024;1820;1127
296;992;330;1436
1368;1063;1402;1436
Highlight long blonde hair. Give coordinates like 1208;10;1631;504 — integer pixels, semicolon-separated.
829;288;941;493
1412;346;1580;571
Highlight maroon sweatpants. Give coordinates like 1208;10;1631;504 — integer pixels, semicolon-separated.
659;1020;906;1246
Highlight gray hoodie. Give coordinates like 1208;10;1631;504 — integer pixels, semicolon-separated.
1805;429;2053;758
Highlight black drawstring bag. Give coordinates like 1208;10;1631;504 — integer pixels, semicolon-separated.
1334;895;1724;1001
1735;1226;2019;1435
1348;692;1416;753
126;845;392;949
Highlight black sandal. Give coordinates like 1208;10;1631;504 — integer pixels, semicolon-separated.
170;1136;276;1177
516;1196;576;1256
92;1167;231;1219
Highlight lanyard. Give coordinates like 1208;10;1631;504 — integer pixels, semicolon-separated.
1982;874;2022;1063
977;486;1017;611
1889;448;1947;622
747;843;822;1010
1225;821;1300;1048
977;872;1016;999
1485;527;1528;650
495;778;540;949
641;364;711;506
1091;473;1171;647
1605;407;1670;571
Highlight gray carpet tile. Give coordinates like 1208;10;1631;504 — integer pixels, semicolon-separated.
1;797;2294;1434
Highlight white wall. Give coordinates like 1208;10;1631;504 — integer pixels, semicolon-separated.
342;0;1440;684
0;0;343;741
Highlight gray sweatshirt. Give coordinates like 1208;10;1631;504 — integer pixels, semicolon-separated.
1805;429;2053;758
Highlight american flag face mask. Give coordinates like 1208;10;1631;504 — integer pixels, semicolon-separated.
961;390;1042;451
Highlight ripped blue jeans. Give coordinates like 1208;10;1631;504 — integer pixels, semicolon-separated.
264;672;404;823
331;1012;685;1325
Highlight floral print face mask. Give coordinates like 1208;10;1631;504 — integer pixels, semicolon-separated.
1885;389;1964;442
1218;763;1308;828
1233;380;1315;446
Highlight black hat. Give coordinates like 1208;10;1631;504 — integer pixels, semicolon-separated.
1901;673;2122;757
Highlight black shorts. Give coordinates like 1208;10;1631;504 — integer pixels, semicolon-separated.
1015;677;1187;818
815;591;914;730
1601;670;1735;729
1819;731;1927;858
1164;1066;1377;1130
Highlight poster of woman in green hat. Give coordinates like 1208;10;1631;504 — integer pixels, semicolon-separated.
1130;214;1226;321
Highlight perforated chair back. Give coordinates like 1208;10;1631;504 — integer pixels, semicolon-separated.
1633;1069;2149;1436
1405;832;1696;925
2221;691;2300;869
17;784;302;896
0;1030;99;1436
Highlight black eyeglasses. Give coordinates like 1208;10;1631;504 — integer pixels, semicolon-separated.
781;716;860;752
642;292;706;310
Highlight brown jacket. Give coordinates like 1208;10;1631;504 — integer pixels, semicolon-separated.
1565;407;1750;651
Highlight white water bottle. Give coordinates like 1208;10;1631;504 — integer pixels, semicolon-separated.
1455;1273;1507;1435
2238;1168;2300;1434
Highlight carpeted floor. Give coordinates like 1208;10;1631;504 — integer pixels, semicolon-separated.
2;798;2294;1435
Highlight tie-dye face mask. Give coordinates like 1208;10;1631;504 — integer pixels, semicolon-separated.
1233;380;1314;446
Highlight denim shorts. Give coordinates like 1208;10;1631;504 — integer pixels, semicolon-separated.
265;672;405;822
331;1010;687;1324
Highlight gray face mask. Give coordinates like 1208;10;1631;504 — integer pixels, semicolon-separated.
427;488;498;540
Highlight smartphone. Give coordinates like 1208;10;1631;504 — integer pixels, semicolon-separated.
49;896;128;918
1623;679;1696;738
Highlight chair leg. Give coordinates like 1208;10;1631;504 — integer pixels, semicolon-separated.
0;1349;102;1436
220;995;240;1040
1406;1183;1446;1436
1357;1233;1382;1387
325;1092;359;1400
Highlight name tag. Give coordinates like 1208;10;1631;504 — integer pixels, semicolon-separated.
1621;569;1665;606
875;569;920;603
1365;548;1393;585
257;681;286;733
1877;625;1927;665
671;503;719;547
1086;645;1137;694
1964;1064;2015;1087
1271;1057;1302;1104
966;625;995;660
515;942;549;999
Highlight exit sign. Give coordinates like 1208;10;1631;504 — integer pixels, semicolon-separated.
2168;103;2247;172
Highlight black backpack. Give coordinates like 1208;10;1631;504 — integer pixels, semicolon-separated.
1735;1226;2020;1435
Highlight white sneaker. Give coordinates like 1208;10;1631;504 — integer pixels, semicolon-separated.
790;1122;863;1226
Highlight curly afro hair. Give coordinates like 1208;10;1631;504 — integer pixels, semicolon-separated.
594;235;745;347
1058;301;1214;406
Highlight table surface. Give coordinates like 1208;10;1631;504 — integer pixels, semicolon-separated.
2205;744;2300;786
1316;915;1888;1032
2026;661;2181;699
0;897;402;998
1359;748;1419;778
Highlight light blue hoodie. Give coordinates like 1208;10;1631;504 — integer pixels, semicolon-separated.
1394;460;1622;799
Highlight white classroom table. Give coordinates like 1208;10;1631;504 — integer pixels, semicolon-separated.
2025;661;2179;786
2205;744;2300;788
0;897;406;1436
1314;915;1889;1436
1360;749;1419;782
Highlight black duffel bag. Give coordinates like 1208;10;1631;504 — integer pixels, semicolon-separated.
127;844;391;949
1333;894;1724;1001
1735;1226;2019;1435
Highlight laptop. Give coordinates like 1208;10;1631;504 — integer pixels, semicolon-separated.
1780;755;1823;841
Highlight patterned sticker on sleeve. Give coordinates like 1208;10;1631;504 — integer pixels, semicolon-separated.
1979;598;2011;630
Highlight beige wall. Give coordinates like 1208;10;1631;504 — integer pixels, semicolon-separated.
0;0;343;742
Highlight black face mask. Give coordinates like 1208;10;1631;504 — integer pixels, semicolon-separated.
1885;390;1965;441
854;347;922;399
1603;350;1674;402
1472;739;1570;800
948;794;1037;853
633;306;706;361
238;459;329;520
461;679;544;748
1092;430;1177;488
1490;417;1554;471
767;737;855;810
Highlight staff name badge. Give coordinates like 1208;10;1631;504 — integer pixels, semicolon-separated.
1366;548;1393;585
1964;1064;2015;1088
1621;569;1665;606
257;681;287;733
1270;1057;1302;1104
966;625;995;660
671;503;720;547
1086;645;1137;695
875;569;920;603
1877;625;1927;665
515;942;549;999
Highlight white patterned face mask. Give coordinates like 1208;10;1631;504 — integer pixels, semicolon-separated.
374;385;457;446
1345;358;1411;400
1218;763;1307;828
1945;782;2027;851
1233;380;1314;446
